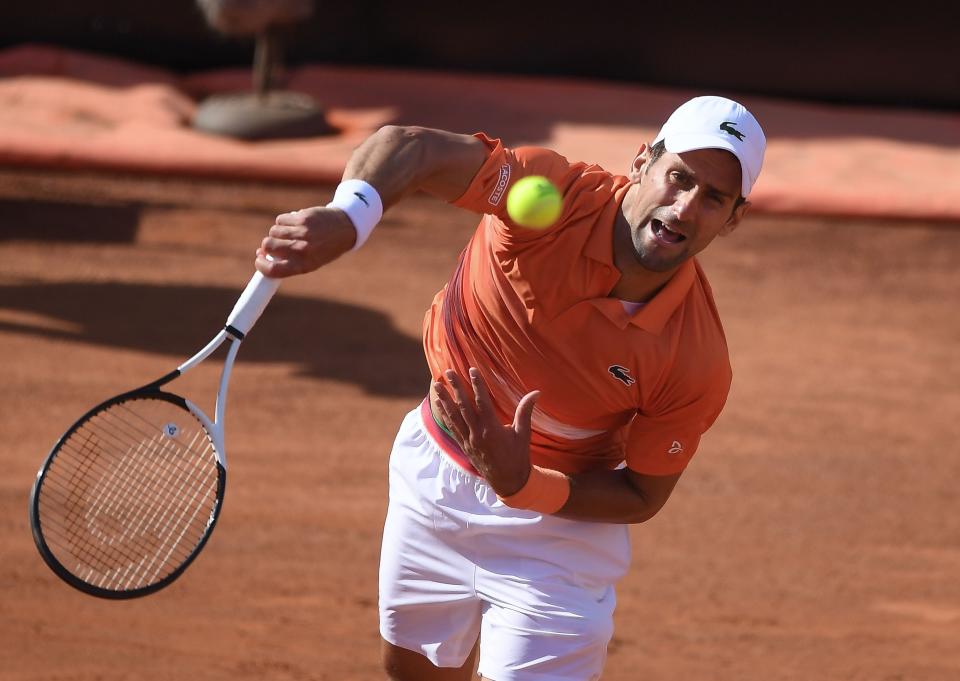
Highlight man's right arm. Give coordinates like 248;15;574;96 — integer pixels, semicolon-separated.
343;125;488;206
256;126;487;278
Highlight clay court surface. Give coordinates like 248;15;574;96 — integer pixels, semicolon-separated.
0;170;958;680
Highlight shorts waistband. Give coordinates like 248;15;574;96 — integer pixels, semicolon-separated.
419;398;481;476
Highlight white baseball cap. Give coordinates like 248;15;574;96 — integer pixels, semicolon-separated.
653;96;766;197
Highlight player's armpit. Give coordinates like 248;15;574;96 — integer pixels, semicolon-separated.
556;467;682;524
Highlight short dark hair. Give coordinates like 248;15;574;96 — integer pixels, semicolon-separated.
649;139;668;165
647;140;746;209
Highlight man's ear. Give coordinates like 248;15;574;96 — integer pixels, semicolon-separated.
720;200;751;236
628;143;652;182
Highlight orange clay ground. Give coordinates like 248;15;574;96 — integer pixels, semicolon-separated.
0;169;958;680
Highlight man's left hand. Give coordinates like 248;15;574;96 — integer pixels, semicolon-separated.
433;367;539;497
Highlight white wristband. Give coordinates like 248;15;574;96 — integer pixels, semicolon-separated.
327;179;383;251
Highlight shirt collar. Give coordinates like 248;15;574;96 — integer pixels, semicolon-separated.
628;259;697;333
590;259;697;333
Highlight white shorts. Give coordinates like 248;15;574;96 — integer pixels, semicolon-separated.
378;401;631;681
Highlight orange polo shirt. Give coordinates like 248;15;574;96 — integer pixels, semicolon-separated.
422;134;732;476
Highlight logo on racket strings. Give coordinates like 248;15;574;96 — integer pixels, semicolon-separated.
163;423;180;438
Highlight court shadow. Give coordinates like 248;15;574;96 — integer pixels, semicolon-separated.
0;281;429;397
0;199;141;243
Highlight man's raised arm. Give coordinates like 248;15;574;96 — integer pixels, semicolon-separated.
256;126;487;278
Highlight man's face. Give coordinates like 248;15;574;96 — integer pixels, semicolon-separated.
622;146;749;273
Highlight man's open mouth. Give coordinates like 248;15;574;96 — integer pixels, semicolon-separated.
651;218;686;245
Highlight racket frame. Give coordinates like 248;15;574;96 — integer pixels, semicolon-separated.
29;270;278;599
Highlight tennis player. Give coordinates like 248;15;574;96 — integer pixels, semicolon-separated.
256;95;766;681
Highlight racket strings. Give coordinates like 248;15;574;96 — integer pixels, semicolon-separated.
43;421;216;588
47;424;215;580
36;396;221;592
42;434;214;586
57;403;216;506
46;418;213;539
43;426;211;575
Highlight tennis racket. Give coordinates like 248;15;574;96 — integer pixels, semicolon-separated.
29;268;280;599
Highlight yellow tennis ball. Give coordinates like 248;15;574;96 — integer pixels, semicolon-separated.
506;176;563;229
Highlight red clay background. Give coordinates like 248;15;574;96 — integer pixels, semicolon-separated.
3;44;960;220
0;172;958;679
1;44;959;680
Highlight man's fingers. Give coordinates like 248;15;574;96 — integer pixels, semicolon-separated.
468;367;495;416
433;381;469;441
274;209;310;225
513;390;540;438
260;235;305;254
257;237;306;273
444;369;480;432
255;249;298;278
268;223;309;240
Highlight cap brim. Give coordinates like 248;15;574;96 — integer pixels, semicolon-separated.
662;133;751;198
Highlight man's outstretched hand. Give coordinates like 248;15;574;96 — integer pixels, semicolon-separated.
433;367;540;497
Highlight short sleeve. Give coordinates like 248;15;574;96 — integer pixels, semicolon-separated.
451;133;596;242
625;365;732;476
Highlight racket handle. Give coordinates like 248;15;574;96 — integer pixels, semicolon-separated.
225;271;280;338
